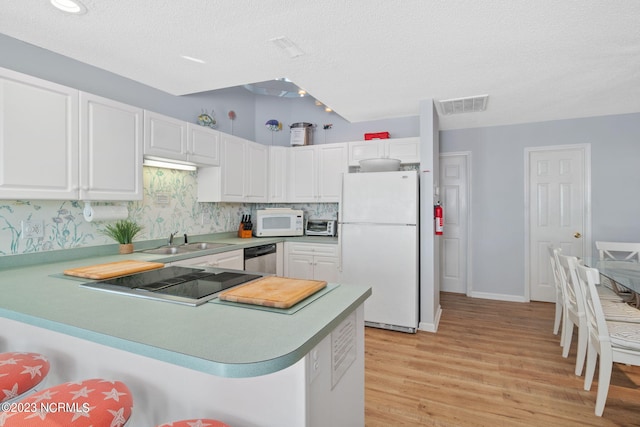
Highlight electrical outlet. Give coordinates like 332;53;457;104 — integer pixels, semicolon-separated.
21;220;45;239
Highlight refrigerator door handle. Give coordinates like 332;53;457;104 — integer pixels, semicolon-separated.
338;172;344;272
338;222;343;272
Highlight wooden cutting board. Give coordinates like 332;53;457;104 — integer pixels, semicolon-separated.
218;276;327;309
63;260;165;280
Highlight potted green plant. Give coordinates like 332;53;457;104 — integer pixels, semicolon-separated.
101;220;143;254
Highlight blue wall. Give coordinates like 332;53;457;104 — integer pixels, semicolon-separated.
440;113;640;298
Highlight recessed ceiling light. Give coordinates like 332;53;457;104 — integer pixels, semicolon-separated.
50;0;87;14
181;55;206;64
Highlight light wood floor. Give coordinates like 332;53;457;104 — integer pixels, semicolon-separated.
365;292;640;426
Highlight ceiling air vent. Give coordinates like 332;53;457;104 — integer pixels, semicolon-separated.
438;94;489;115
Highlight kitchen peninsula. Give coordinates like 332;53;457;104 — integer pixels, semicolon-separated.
0;240;370;426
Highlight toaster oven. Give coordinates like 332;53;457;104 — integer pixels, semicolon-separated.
305;219;337;236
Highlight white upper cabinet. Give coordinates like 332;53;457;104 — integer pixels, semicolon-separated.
143;110;188;161
289;146;317;202
348;137;420;166
289;143;347;203
186;124;220;166
219;133;247;201
268;146;288;203
245;141;268;202
0;67;79;200
198;133;268;203
143;111;220;166
80;92;143;201
0;67;142;201
317;143;348;201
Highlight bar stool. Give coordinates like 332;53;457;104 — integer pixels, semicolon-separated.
1;378;133;427
157;419;230;427
0;352;50;403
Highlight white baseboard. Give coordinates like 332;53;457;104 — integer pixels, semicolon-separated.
418;304;442;333
467;291;528;303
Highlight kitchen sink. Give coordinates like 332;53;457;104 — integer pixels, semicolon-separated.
182;242;232;251
142;246;188;255
141;242;232;255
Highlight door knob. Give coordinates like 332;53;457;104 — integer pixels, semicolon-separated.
574;232;582;238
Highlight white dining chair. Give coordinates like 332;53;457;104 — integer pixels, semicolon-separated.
575;263;640;416
557;254;588;376
548;246;565;345
595;241;640;299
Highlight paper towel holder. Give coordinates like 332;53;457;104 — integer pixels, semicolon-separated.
83;201;129;223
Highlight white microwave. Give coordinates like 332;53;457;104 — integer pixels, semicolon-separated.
254;209;304;237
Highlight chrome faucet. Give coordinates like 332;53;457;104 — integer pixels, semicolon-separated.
168;231;178;246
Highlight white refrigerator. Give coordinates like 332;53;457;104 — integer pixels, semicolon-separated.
339;170;419;333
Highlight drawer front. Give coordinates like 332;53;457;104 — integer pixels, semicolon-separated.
286;242;339;257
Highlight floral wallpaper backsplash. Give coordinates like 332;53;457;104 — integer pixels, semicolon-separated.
0;167;338;256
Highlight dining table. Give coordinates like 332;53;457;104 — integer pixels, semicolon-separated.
582;257;640;307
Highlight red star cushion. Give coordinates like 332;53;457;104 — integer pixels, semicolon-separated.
0;352;50;403
1;378;133;427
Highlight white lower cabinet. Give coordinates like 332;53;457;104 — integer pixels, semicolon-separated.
284;242;340;282
170;249;244;270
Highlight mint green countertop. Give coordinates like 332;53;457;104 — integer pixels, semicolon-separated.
0;235;369;378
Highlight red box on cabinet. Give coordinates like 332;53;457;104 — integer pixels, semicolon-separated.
364;132;390;140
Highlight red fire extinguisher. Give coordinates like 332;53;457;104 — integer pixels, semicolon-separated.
434;202;444;235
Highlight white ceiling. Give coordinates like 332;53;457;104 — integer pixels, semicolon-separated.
1;0;639;130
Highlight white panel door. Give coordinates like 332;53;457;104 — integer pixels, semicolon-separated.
528;146;589;302
220;134;246;201
187;124;220;166
0;68;79;199
245;142;268;202
143;110;187;160
80;92;143;201
386;137;420;164
289;146;316;202
286;254;315;280
348;140;382;166
268;146;288;202
317;143;347;202
439;153;469;294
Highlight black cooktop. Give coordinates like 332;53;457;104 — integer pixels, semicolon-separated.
99;266;209;289
86;266;261;302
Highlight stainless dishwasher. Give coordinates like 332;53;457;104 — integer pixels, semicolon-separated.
244;244;277;274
